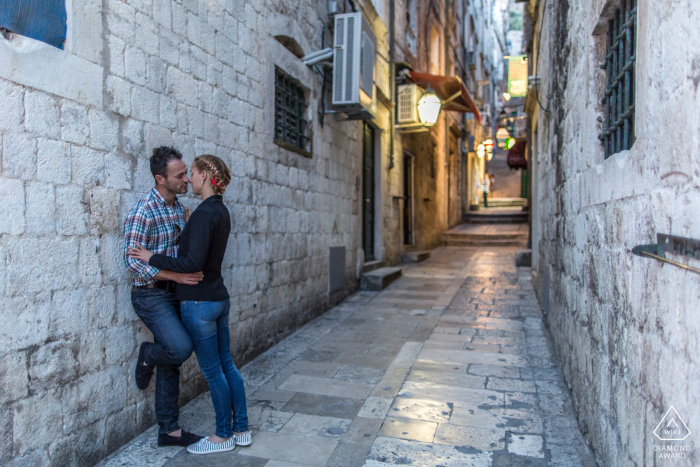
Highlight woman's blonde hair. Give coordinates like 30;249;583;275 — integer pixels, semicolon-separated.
193;155;231;195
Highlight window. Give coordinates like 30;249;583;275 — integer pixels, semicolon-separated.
430;26;441;74
599;0;637;158
274;68;311;157
0;0;66;49
406;0;417;56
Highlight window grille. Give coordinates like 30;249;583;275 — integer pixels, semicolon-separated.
599;0;636;158
274;68;311;157
405;0;417;56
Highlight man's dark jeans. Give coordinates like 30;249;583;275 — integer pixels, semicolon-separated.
131;288;194;435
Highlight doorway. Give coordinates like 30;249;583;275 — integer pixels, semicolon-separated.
403;151;414;245
362;122;375;261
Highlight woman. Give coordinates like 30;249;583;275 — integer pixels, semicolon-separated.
128;155;250;455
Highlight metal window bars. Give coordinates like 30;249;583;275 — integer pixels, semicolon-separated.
599;0;637;158
275;69;309;152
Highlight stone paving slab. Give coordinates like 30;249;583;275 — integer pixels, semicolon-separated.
97;247;595;467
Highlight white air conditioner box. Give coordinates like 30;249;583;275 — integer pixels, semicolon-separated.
332;12;376;120
397;84;425;125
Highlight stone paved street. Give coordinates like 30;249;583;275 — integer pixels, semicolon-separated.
98;247;595;467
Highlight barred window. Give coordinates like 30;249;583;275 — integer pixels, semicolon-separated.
274;68;311;157
599;0;637;158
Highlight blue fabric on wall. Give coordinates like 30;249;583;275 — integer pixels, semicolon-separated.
0;0;67;49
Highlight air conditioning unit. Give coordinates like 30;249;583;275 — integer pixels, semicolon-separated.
397;84;424;125
332;12;377;120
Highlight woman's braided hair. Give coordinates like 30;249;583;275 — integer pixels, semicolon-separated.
193;154;231;195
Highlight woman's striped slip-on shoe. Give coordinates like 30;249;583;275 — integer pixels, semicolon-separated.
234;431;252;446
186;436;236;455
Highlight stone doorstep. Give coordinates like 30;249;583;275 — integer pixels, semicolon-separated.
402;251;431;264
360;267;402;291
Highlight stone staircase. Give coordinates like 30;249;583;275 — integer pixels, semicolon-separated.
440;223;529;247
464;207;528;224
488;148;522;199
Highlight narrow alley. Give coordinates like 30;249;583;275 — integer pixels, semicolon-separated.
99;246;594;467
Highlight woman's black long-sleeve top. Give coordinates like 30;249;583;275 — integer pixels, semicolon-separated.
148;195;230;302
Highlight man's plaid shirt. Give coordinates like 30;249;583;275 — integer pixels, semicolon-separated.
123;188;186;286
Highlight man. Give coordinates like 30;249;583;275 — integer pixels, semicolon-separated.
123;146;204;447
482;172;493;208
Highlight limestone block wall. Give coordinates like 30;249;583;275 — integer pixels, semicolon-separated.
0;1;397;465
529;0;700;465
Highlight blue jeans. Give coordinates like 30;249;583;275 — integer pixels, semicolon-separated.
131;288;194;435
181;299;248;438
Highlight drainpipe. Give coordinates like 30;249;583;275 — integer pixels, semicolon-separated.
389;0;395;170
444;0;450;226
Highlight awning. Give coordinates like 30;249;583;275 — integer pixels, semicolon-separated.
408;71;482;123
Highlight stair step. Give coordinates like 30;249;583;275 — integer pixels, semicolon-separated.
441;238;528;247
403;251;431;263
361;267;402;291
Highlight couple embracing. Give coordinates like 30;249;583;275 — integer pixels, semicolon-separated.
123;147;250;455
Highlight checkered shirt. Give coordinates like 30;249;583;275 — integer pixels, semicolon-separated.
123;188;186;286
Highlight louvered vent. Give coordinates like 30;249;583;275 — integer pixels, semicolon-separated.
397;84;423;124
333;17;345;103
344;16;355;102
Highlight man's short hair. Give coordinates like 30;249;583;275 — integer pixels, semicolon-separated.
150;146;183;179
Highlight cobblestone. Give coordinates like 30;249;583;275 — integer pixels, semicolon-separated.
99;247;595;467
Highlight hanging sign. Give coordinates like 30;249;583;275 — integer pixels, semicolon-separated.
507;56;528;98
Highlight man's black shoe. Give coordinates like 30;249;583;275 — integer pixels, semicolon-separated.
158;430;204;447
135;342;154;390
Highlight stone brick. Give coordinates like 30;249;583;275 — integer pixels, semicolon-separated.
36;138;71;185
2;133;37;180
0;351;28;402
105;325;136;365
122;119;145;155
56;185;88;235
0;79;24;132
99;233;128;281
124;45;147;85
50;288;89;339
146;56;167;93
159;95;178;130
104;152;133;190
24;91;59;138
106;76;132;116
12;389;63;456
131;86;160;124
167;66;200;107
89;109;120;151
89;187;121;235
153;0;171;28
0;406;12;464
29;340;79;390
0;178;26;235
107;34;126;76
0;295;50;351
60;101;90;145
62;368;126;435
159;26;180;66
25;182;56;235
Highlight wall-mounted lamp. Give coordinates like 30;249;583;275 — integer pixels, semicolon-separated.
417;85;441;126
477;144;485;158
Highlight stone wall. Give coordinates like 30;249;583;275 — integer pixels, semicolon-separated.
528;0;700;465
0;0;404;465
